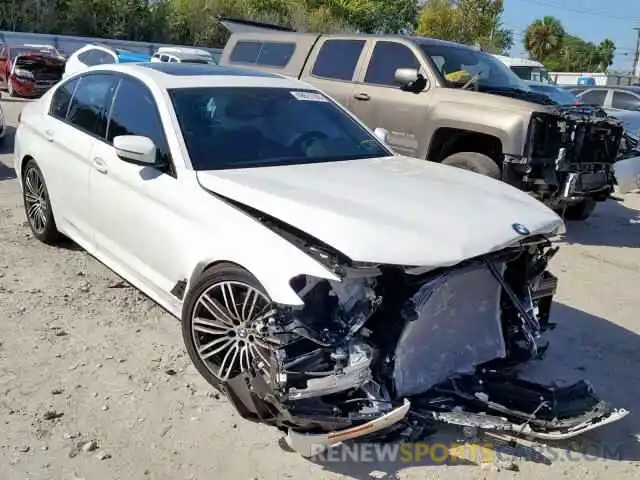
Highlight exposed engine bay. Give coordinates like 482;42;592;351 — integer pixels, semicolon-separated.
205;234;628;456
505;105;624;207
11;54;65;93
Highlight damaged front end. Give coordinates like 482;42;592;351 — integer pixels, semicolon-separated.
505;105;624;208
214;236;628;456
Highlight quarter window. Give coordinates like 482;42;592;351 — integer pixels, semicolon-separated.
612;91;640;111
66;74;118;137
312;39;365;81
579;89;607;106
229;41;295;68
50;78;80;119
364;41;420;87
107;77;172;168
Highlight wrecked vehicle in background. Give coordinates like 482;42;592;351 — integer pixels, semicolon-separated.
0;44;65;98
218;17;627;221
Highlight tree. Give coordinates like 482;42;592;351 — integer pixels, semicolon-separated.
542;35;617;72
416;0;513;54
523;16;565;61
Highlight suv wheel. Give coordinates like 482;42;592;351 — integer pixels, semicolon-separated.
562;199;596;221
441;152;501;179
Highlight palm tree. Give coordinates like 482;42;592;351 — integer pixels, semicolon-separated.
524;16;565;61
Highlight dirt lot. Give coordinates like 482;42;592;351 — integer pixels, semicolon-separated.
1;96;640;480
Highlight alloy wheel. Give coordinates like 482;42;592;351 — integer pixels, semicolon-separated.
191;281;276;381
24;167;49;235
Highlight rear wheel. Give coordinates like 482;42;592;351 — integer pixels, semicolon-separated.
181;264;276;390
22;159;62;244
562;199;597;221
441;152;501;179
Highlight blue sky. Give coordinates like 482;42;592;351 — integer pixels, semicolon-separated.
502;0;640;70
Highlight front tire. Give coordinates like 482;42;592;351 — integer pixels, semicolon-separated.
182;263;276;390
441;152;501;179
22;159;62;244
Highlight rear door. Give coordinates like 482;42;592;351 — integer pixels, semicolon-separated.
301;38;369;111
40;72;119;248
349;39;431;157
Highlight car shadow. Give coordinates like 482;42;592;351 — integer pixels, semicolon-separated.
562;197;640;248
304;302;640;479
0;125;16;156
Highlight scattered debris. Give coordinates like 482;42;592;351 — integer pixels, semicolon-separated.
160;425;172;437
63;432;80;440
96;451;112;460
18;445;30;453
42;410;64;421
82;440;98;452
101;405;109;411
41;446;48;451
51;388;64;395
369;471;387;479
108;281;129;289
504;462;520;472
164;368;177;376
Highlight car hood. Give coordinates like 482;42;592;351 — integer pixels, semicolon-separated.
196;156;564;268
13;53;65;69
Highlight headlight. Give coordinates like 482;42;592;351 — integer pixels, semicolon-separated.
14;68;34;80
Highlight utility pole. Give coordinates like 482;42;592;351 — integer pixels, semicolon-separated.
633;27;640;77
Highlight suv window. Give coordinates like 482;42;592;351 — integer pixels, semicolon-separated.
364;41;420;87
107;77;172;168
49;77;80;119
229;41;295;68
579;89;607;106
312;40;365;81
66;74;119;137
612;91;640;111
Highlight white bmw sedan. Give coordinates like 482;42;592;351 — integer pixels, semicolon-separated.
16;62;625;454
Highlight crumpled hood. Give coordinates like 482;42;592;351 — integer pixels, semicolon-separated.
196;156;564;267
12;54;65;74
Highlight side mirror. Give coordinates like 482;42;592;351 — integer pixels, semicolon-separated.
394;68;428;92
373;127;390;145
113;135;157;166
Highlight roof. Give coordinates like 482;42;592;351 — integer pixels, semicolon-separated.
85;62;315;90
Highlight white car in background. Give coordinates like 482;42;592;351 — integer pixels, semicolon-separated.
13;62;628;456
63;44;150;78
151;47;218;64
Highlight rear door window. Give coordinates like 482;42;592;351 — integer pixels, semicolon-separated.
579;89;607;106
66;73;119;138
612;91;640;111
311;39;365;81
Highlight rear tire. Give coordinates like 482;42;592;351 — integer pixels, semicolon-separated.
562;199;597;221
441;152;501;179
22;159;62;244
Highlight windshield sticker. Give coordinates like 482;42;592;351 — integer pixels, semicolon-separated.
290;91;329;102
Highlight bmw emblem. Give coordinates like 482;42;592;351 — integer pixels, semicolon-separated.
512;223;530;236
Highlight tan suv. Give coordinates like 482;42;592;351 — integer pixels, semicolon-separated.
218;18;625;221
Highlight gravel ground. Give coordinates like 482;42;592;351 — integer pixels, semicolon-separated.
1;96;640;480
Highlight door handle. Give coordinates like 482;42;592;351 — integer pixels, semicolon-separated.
353;92;370;101
44;130;54;142
93;157;108;174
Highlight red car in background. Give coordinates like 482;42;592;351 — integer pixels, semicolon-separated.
0;44;65;98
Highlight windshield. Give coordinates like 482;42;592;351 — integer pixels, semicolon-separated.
418;43;529;91
169;87;390;170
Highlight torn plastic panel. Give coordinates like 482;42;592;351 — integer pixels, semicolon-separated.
216;236;627;456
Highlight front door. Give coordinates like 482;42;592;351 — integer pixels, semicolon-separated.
89;75;186;295
349;40;431;158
